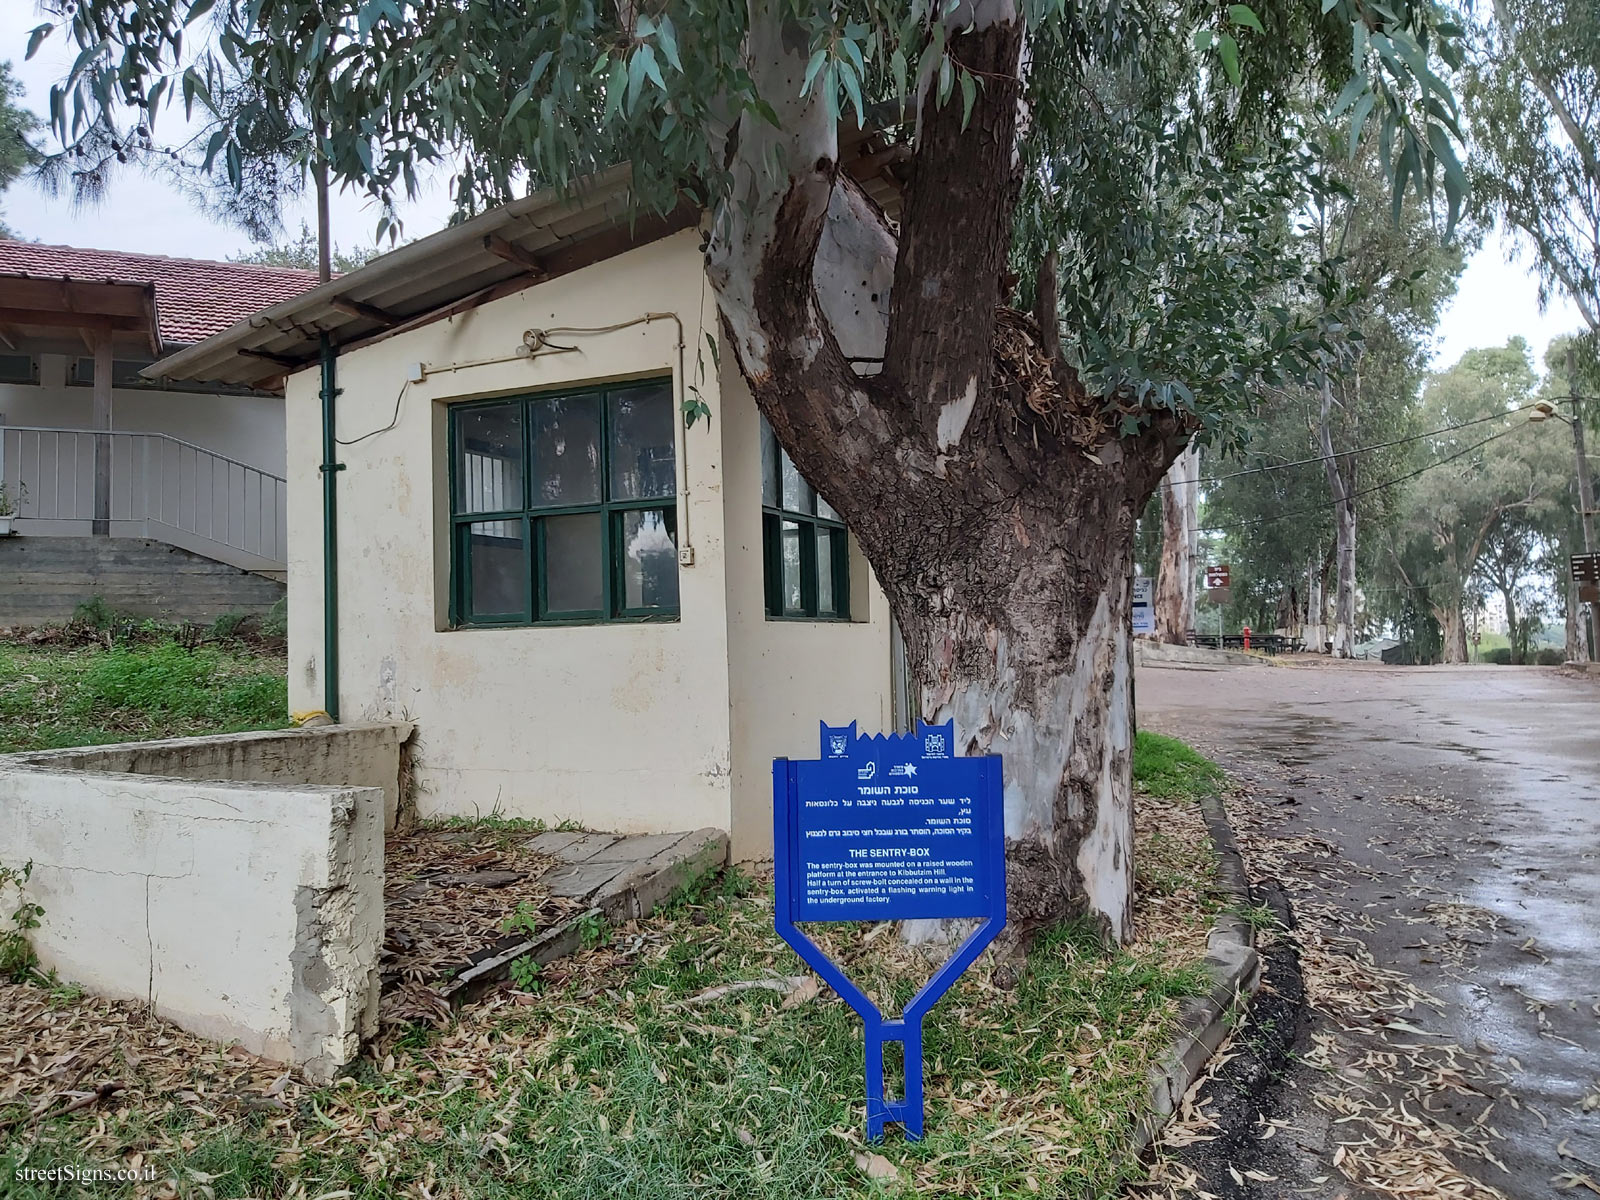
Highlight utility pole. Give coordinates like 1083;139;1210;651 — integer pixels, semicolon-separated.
1568;346;1596;657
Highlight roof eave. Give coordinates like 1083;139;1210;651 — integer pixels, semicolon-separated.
146;163;641;389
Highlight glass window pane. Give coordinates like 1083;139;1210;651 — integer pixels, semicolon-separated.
780;519;804;615
455;402;523;514
817;494;840;522
543;512;604;613
780;451;814;514
620;508;679;611
466;520;528;618
530;394;601;506
608;383;676;501
816;527;838;617
760;415;780;507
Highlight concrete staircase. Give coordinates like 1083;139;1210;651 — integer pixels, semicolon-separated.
0;536;285;628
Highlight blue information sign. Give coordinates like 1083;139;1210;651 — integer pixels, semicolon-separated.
774;720;1006;1141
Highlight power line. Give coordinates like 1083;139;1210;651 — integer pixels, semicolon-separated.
1160;396;1579;490
1194;422;1532;532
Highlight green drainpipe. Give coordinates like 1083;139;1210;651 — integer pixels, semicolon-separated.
318;333;343;721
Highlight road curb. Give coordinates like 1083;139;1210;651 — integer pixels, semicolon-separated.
1133;789;1262;1156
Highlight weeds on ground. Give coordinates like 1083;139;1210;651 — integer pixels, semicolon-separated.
1132;730;1225;800
0;639;288;753
0;860;43;982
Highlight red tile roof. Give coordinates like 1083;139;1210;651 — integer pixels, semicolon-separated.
0;240;322;348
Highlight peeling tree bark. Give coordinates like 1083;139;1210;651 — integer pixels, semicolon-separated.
706;1;1188;943
1318;374;1358;658
1155;444;1198;645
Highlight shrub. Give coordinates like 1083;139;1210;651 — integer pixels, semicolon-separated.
0;860;44;983
1484;647;1513;665
260;597;288;641
1534;647;1563;666
72;595;118;631
209;611;250;640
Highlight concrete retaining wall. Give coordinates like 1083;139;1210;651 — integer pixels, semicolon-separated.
0;536;285;629
1134;640;1268;669
8;722;414;831
0;722;411;1081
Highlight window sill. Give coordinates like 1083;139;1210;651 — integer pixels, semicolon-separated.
449;613;681;630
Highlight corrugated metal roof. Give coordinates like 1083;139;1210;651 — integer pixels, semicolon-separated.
146;165;703;389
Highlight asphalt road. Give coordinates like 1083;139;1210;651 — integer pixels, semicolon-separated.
1138;658;1600;1199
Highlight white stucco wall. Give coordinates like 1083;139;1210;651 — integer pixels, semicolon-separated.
285;231;737;836
0;354;284;473
282;229;894;853
0;762;382;1082
717;365;895;860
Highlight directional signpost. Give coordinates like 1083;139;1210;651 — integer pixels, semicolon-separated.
773;720;1006;1141
1574;552;1600;605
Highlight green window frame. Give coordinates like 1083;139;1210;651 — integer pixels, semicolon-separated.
760;414;850;620
448;380;681;627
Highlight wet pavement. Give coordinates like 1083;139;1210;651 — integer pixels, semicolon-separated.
1138;658;1600;1199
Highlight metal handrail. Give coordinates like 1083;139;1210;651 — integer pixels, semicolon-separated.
0;425;287;570
0;424;284;480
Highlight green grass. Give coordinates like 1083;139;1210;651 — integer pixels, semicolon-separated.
1131;730;1224;800
0;640;289;753
2;866;1215;1200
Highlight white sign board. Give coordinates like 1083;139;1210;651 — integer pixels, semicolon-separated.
1131;576;1155;635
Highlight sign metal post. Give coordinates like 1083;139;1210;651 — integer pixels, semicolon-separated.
773;720;1006;1141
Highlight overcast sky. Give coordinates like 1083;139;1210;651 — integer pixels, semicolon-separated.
0;8;1585;377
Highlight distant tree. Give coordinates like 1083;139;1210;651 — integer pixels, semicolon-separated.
230;222;379;275
1384;340;1566;661
1465;0;1600;333
1204;140;1460;650
1306;138;1465;656
1537;335;1600;661
1476;520;1548;663
0;61;40;238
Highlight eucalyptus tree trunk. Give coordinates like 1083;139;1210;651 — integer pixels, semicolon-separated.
1500;584;1523;663
1435;602;1469;664
1566;574;1590;663
1318;374;1357;657
707;0;1186;942
1155;445;1199;645
1304;553;1326;652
